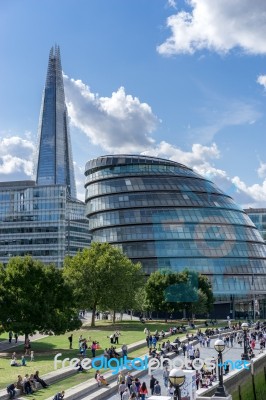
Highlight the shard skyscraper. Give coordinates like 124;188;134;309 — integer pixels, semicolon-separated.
35;45;76;198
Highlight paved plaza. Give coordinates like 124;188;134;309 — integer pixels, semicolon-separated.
107;336;262;399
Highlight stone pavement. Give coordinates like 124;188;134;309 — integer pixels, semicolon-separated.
107;335;263;400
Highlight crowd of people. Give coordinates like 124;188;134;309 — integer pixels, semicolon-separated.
116;372;163;400
7;371;48;398
5;319;266;399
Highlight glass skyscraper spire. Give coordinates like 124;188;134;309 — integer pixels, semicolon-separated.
35;45;76;198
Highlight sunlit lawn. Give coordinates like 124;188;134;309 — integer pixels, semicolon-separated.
0;319;222;391
0;320;187;389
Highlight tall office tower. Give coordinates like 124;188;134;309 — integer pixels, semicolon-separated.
35;45;76;198
0;47;91;267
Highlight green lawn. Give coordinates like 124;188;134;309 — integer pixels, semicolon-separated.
0;319;220;393
0;320;189;389
232;369;266;400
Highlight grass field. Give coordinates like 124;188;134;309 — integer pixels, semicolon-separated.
0;319;195;389
232;369;266;400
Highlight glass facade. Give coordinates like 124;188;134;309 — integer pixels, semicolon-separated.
85;155;266;312
34;45;76;198
0;47;91;267
0;181;91;267
244;208;266;241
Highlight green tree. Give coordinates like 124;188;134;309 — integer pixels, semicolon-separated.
0;256;81;339
145;269;214;318
145;270;188;317
63;242;144;327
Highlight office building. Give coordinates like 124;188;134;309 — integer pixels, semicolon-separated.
244;208;266;241
0;181;89;267
0;46;90;267
34;45;76;198
85;155;266;318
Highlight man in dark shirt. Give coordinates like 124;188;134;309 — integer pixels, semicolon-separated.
150;375;156;395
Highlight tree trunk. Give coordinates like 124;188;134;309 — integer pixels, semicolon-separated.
112;310;116;324
91;307;96;327
24;333;29;343
131;310;133;320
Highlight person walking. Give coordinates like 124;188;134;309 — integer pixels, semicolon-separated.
154;381;161;396
118;381;127;400
68;334;73;349
149;375;156;395
163;366;169;387
139;382;148;400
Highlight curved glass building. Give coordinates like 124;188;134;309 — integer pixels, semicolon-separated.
85;155;266;317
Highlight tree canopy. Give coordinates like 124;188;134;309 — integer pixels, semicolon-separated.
63;242;144;326
0;256;81;337
145;269;214;318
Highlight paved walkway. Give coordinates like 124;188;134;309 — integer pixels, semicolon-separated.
107;337;262;400
0;333;48;352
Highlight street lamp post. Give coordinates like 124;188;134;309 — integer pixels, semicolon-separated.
241;322;249;360
214;339;228;398
169;369;185;400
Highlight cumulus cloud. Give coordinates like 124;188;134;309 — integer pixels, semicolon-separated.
158;0;266;55
257;162;266;179
63;75;158;153
232;176;266;206
0;136;34;179
142;141;220;167
257;75;266;89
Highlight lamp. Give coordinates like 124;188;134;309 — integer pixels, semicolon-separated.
213;339;228;398
241;322;249;360
169;369;185;400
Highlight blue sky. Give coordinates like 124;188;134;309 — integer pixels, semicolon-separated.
1;0;266;205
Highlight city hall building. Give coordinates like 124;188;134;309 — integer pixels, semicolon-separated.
85;155;266;318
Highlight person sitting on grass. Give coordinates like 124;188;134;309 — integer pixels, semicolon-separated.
10;357;20;367
109;346;120;359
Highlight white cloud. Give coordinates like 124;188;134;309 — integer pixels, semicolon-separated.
142;141;220;167
64;75;158;153
74;162;86;202
158;0;266;55
257;75;266;89
232;176;266;206
167;0;177;9
0;136;34;179
257;162;266;179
